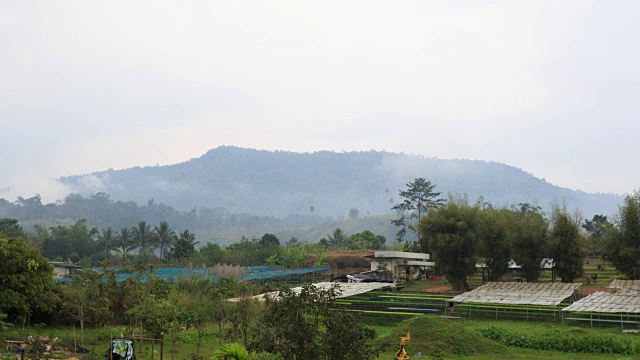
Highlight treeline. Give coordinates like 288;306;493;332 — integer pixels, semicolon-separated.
418;193;633;291
0;192;332;245
0;217;386;269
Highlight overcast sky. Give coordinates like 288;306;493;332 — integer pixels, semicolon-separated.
2;1;639;203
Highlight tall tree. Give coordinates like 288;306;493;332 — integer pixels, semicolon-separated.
154;221;177;262
115;227;134;262
391;178;445;245
0;234;56;324
131;220;154;260
173;230;199;261
509;204;549;283
549;202;585;283
478;207;512;282
259;233;279;247
422;195;480;292
605;191;640;279
96;227;118;260
345;230;382;250
326;228;346;248
582;214;610;257
43;219;98;262
0;218;26;239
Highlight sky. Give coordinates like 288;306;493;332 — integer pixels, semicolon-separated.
2;1;639;204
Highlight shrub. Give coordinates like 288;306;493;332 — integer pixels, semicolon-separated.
478;326;640;355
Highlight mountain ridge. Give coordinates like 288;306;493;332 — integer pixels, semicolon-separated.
57;146;622;219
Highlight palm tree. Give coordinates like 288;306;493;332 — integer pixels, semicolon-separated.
154;221;177;262
115;227;134;262
131;220;154;259
179;229;199;249
96;227;117;259
326;228;346;248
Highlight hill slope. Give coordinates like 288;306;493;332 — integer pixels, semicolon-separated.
59;146;621;219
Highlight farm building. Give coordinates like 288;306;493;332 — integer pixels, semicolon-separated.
369;251;435;280
50;262;82;279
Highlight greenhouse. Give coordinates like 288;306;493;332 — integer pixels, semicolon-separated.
445;282;582;321
561;281;640;328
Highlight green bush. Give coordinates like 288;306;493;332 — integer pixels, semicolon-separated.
478;326;640;355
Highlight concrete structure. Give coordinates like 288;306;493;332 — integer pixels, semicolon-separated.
370;251;435;279
50;262;81;278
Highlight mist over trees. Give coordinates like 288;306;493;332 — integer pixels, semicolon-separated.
49;147;620;219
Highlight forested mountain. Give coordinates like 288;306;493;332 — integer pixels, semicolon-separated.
58;146;621;218
0;147;623;245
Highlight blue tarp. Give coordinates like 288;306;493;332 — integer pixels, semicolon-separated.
61;265;331;283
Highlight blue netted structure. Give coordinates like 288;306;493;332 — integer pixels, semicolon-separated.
83;265;331;284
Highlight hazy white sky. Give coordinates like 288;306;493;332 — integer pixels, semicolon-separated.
2;1;639;203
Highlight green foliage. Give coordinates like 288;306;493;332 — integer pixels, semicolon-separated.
277;247;295;268
391;178;445;244
173;237;195;262
549;202;585;283
422;195;480;291
116;227;135;262
0;218;26;239
43;219;98;263
605;190;640;279
0;234;56;321
97;226;118;259
260;233;280;247
313;247;326;267
322;228;347;248
478;326;640;355
264;253;278;266
194;242;224;266
0;312;13;342
509;203;549;282
131;220;154;260
478;206;511;281
154;220;177;262
344;230;383;250
213;342;249;360
59;270;112;346
225;237;279;266
250;283;379;360
582;214;610;257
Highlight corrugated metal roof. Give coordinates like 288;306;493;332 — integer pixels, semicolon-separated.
562;290;640;313
228;281;395;302
609;279;640;291
448;282;581;306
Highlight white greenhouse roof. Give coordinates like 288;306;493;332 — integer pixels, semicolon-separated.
228;281;394;302
562;290;640;313
448;282;582;306
609;279;640;291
